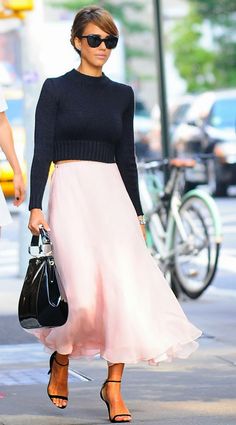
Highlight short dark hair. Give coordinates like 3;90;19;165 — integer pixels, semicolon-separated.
70;5;119;56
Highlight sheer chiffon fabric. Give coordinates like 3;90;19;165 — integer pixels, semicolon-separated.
27;161;202;365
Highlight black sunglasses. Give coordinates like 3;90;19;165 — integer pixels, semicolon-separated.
79;34;118;49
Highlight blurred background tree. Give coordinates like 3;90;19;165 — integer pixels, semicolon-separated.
47;0;153;81
170;0;236;92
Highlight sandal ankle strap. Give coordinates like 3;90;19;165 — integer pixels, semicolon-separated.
105;379;121;383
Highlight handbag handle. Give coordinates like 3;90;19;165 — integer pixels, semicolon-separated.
28;225;52;256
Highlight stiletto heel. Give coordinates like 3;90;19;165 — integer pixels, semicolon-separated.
100;379;132;423
47;351;69;409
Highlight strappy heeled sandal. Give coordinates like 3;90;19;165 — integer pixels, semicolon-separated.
47;351;69;409
100;379;132;423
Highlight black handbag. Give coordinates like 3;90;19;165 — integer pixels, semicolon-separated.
18;225;68;329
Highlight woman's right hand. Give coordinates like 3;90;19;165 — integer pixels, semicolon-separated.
28;208;51;235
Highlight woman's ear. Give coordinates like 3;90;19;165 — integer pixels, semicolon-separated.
74;36;81;51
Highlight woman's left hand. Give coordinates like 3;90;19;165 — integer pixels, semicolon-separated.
13;173;25;206
140;223;146;241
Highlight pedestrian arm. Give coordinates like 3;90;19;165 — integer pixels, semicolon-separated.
115;86;144;217
29;78;57;211
0;112;23;176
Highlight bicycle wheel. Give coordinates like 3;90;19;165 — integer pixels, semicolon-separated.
172;195;221;299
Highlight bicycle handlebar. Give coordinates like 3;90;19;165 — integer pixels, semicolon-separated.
138;153;216;171
138;158;168;170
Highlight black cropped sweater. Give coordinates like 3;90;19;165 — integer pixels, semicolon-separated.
29;68;144;216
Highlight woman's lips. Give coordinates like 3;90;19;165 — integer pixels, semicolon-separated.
95;55;107;59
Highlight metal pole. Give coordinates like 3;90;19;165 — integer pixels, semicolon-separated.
153;0;170;182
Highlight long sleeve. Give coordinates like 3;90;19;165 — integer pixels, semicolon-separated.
29;78;58;210
115;86;144;216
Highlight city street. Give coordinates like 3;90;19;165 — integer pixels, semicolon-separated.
0;196;235;424
1;0;236;423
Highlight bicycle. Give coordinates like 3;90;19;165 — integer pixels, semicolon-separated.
138;157;222;299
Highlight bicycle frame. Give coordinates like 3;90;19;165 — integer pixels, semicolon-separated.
139;169;188;267
139;156;223;297
139;164;222;271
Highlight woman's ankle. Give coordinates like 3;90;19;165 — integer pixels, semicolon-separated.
55;352;69;366
107;362;124;381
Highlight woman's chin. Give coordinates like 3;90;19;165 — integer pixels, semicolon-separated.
93;57;108;65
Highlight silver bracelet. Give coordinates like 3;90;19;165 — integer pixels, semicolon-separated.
138;215;146;225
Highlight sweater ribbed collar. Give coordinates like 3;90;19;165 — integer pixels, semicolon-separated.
70;68;109;84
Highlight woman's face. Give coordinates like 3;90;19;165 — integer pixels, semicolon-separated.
74;22;113;69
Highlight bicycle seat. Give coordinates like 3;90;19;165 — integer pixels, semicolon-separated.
170;158;196;168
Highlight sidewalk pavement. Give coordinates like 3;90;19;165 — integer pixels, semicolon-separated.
0;279;235;425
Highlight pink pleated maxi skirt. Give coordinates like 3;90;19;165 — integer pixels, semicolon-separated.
28;161;202;365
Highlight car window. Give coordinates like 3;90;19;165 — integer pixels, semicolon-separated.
170;103;191;125
208;98;236;129
185;92;215;122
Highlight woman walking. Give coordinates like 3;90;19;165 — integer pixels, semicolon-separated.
0;85;25;232
28;6;202;422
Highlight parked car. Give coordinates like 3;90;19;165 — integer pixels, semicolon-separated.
172;89;236;196
169;95;195;142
